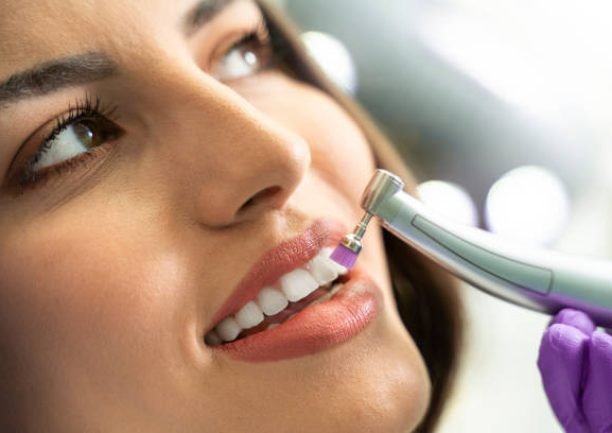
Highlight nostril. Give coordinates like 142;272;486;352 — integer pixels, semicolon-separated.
239;186;282;212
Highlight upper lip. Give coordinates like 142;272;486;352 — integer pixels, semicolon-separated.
205;218;347;333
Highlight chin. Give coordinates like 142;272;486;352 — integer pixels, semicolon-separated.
220;316;431;433
329;323;431;433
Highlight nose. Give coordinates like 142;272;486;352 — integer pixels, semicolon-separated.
159;77;311;228
196;109;310;227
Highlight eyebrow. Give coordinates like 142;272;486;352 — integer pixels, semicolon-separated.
0;52;117;108
183;0;237;36
0;0;238;108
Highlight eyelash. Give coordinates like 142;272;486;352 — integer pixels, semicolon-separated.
212;16;286;77
232;19;269;54
17;95;121;190
13;17;283;192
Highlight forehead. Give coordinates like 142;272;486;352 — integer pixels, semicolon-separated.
0;0;190;29
0;0;193;77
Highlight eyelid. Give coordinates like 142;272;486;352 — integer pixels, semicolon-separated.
186;0;269;68
208;21;274;84
4;96;121;191
13;143;114;193
7;97;109;172
4;115;61;185
206;16;268;72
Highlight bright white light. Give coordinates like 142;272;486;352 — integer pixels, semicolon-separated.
300;31;358;94
417;180;479;226
485;166;571;246
417;0;612;117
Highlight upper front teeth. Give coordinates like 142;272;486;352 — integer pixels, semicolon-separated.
309;255;339;285
257;287;288;316
279;269;319;302
207;247;348;344
234;301;265;329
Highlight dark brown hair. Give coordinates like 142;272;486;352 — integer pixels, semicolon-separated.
258;2;463;431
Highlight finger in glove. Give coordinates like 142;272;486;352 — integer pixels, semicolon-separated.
538;323;590;433
583;331;612;433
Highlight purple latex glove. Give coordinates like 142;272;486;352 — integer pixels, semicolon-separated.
538;309;612;433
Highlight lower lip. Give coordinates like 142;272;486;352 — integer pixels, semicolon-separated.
213;269;382;362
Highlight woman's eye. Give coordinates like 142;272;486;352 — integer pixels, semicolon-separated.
12;98;123;189
31;117;117;172
212;31;274;81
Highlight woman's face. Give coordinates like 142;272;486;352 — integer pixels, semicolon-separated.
0;1;429;431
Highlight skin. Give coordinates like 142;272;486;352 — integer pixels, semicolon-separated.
0;1;430;432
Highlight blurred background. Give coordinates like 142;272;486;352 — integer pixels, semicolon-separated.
272;0;612;431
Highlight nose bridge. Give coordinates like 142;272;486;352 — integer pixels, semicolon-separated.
155;72;311;228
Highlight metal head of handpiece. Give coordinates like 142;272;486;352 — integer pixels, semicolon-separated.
360;169;405;215
338;170;406;254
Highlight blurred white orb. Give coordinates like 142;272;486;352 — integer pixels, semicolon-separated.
300;31;358;94
485;166;571;246
417;180;479;226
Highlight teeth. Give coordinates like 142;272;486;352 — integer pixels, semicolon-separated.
216;317;242;342
206;246;350;346
279;268;319;302
308;255;340;286
309;282;344;307
319;247;348;275
204;330;223;346
235;301;265;329
257;287;289;316
330;282;344;295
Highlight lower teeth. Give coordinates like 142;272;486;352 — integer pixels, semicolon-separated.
309;282;343;307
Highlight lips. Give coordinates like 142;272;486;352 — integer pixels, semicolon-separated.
206;246;349;345
204;218;383;362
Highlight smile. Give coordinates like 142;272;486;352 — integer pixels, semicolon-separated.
203;219;382;362
205;247;348;345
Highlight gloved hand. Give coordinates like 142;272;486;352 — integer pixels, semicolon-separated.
538;308;612;433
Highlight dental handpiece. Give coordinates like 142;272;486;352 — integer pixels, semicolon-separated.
332;169;612;328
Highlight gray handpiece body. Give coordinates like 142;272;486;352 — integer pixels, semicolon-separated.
363;170;612;328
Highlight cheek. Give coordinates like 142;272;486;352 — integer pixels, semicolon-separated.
2;219;162;340
0;200;203;421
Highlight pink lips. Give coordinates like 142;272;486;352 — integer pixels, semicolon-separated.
205;218;383;362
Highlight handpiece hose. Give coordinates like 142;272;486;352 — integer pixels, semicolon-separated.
357;169;612;328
